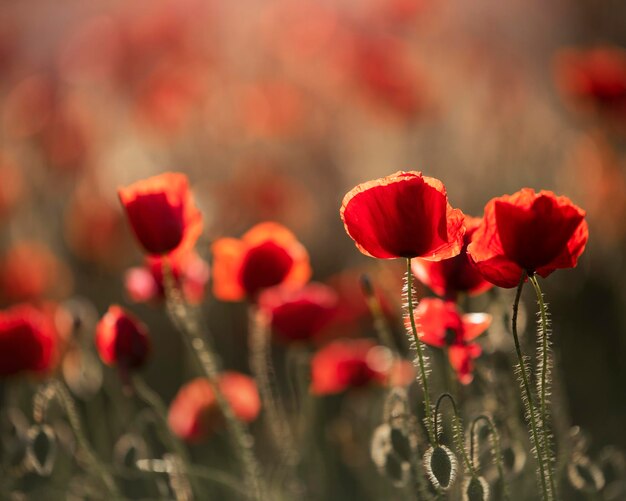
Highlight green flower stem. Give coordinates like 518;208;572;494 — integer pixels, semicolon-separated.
434;393;472;475
162;261;265;501
528;275;557;498
511;273;551;500
130;374;201;498
406;258;436;445
470;415;509;501
33;379;120;497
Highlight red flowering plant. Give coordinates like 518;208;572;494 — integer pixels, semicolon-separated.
211;222;311;302
341;170;465;446
467;188;589;500
168;372;261;444
406;298;491;385
0;304;56;377
95;305;151;377
118;172;202;257
412;215;493;300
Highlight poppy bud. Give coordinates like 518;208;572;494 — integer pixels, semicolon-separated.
95;306;150;370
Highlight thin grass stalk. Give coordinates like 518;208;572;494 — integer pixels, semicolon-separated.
33;379;120;496
162;261;265;501
248;308;303;497
130;374;201;498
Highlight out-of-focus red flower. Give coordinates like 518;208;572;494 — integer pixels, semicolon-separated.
0;153;24;221
412;215;492;300
554;46;626;124
448;344;482;386
0;304;56;377
0;242;70;302
211;222;311;301
65;185;129;267
3;74;55;139
340;171;465;260
344;35;427;119
258;283;338;343
238;80;305;138
168;372;261;444
310;339;412;395
118;172;202;256
467;189;588;288
408;298;490;384
125;250;209;305
95;305;150;370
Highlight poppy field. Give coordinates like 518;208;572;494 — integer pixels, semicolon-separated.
1;1;626;500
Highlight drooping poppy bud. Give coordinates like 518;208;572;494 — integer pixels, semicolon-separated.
118;172;202;256
211;222;311;301
467;188;588;288
258;283;338;343
95;305;150;370
412;215;493;299
340;171;465;260
168;372;261;443
0;304;56;377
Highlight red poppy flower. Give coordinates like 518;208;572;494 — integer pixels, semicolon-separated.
310;339;412;395
340;171;465;260
95;305;151;370
448;344;482;385
125;250;209;305
168;372;261;444
118;172;202;256
408;298;490;384
0;304;56;377
554;46;626;123
412;215;493;299
258;283;338;343
211;222;311;301
467;189;589;288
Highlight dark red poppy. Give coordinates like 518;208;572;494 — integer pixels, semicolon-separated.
0;304;56;377
310;339;413;395
412;215;493;299
258;283;338;343
95;305;151;370
125;250;209;305
168;372;261;443
408;298;490;384
467;189;589;288
211;222;311;301
554;46;626;123
340;171;465;260
118;172;202;256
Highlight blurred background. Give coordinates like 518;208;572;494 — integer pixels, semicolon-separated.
1;0;625;497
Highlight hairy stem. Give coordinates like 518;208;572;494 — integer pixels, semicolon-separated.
434;393;472;475
405;258;436;445
470;415;509;501
162;261;265;501
528;275;557;498
511;273;551;500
